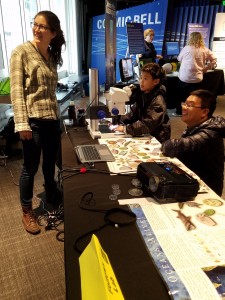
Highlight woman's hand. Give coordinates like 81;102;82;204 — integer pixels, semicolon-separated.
156;54;163;59
19;130;33;140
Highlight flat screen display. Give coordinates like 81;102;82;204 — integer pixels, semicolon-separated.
166;42;180;56
119;58;134;82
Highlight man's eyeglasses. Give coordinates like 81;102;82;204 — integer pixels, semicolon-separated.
30;22;50;31
181;102;205;109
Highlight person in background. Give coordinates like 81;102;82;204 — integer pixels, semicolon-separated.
175;32;217;115
111;63;171;143
10;11;66;234
140;28;163;63
161;89;225;196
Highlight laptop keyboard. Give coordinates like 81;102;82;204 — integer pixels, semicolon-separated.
82;145;101;161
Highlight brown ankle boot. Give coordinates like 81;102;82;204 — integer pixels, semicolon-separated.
22;206;41;234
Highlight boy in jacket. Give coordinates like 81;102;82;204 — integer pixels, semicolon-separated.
113;63;171;143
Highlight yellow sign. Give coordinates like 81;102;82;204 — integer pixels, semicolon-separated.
79;234;124;300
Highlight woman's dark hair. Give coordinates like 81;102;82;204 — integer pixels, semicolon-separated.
141;63;166;81
34;11;66;67
190;89;217;118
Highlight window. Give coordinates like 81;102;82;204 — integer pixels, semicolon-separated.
0;0;77;79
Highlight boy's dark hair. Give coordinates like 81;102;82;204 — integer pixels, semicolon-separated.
190;89;216;118
141;63;166;81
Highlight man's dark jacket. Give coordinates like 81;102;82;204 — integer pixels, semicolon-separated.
161;116;225;196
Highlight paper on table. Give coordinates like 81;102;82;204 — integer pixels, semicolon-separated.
79;234;124;300
119;194;225;300
99;137;162;174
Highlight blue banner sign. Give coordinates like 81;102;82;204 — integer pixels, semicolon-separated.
188;23;210;48
91;0;168;84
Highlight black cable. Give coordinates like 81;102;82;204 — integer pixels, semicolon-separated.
59;166;137;182
54;168;136;245
56;230;64;242
74;223;108;254
104;207;137;227
79;191;108;213
74;192;137;254
37;200;64;232
0;152;19;186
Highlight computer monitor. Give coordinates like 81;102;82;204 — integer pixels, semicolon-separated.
119;58;134;82
166;42;180;56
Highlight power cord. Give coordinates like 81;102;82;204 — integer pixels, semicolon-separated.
54;166;136;243
0;149;19;186
0;154;8;166
59;165;136;182
73;192;137;254
37;200;64;232
37;169;64;236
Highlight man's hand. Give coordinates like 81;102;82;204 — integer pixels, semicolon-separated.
19;130;32;140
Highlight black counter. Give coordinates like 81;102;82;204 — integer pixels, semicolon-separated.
165;69;225;109
61;128;171;300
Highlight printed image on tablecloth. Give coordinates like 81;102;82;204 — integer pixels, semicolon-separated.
99;137;163;173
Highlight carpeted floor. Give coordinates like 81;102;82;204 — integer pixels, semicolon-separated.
0;156;65;300
0;94;225;299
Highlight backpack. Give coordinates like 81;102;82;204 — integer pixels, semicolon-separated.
0;117;20;143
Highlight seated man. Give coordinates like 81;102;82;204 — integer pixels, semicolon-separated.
161;89;225;196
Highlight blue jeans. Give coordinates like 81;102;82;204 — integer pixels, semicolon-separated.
20;119;61;206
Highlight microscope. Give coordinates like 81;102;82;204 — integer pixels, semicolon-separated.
89;86;131;139
105;86;131;123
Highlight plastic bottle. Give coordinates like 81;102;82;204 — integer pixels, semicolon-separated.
67;101;76;125
77;108;86;127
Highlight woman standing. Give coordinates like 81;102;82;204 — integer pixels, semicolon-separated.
10;11;66;234
175;31;217;115
140;28;163;62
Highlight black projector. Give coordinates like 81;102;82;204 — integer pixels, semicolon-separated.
137;161;199;203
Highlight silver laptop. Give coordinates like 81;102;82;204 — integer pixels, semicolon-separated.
74;144;115;163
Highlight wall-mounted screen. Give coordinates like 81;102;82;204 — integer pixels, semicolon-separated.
119;58;134;82
166;42;180;56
